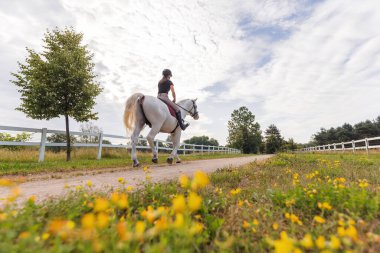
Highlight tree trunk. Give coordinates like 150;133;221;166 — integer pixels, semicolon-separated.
65;114;71;161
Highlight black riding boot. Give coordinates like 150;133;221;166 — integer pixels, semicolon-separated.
175;111;189;130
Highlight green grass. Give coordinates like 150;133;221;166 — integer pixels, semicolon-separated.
1;153;380;252
0;148;248;176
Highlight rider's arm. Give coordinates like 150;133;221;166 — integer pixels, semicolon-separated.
170;85;176;103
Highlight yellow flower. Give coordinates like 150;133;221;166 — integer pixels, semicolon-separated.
189;222;203;235
179;175;189;188
272;223;279;230
135;221;146;239
19;231;30;239
243;220;250;229
318;202;332;210
117;193;129;209
230;188;242;196
117;222;131;241
81;213;96;229
285;198;295;207
300;233;313;249
174;213;185;228
188;192;202;212
28;195;36;203
191;171;210;190
316;236;325;249
86;181;92;187
330;235;341;250
96;212;109;229
346;225;358;241
172;194;186;213
94;198;109;212
273;231;294;253
314;215;326;224
118;177;125;184
337;227;346;237
0;178;14;187
126;186;134;192
285;213;303;225
42;233;50;240
253;219;259;226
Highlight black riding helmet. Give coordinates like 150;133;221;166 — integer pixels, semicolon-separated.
162;69;172;78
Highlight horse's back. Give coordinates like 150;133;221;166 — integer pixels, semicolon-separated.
143;95;177;132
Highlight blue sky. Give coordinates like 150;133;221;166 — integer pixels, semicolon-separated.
1;0;380;145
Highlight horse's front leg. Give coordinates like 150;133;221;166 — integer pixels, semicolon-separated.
131;126;142;167
146;125;161;164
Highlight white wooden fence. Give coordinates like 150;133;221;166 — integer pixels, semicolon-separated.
0;125;240;162
301;136;380;154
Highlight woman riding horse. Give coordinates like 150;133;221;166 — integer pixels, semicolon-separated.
157;69;189;130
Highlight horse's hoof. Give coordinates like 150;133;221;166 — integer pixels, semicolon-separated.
133;162;140;167
167;157;173;164
176;160;181;164
152;157;158;163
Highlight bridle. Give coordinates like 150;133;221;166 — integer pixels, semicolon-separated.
176;99;199;119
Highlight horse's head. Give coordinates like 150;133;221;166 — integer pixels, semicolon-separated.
179;98;199;120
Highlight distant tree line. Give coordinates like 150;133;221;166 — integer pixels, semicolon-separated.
312;116;380;145
226;106;301;154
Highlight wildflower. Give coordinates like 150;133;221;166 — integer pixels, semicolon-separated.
117;193;129;209
94;198;109;212
188;192;202;212
243;220;250;229
316;236;325;249
179;175;189;188
118;177;125;184
285;213;303;225
126;186;134;192
300;233;313;249
0;178;13;187
330;235;341;250
172;194;186;213
117;222;131;241
19;231;31;239
189;222;203;235
358;179;369;188
285;198;295;207
314;215;326;224
191;171;210;190
76;185;82;191
81;213;96;229
42;233;50;240
346;225;358;241
272;223;279;230
173;213;184;228
273;231;294;253
337;227;346;237
253;219;259;226
86;181;92;187
28;195;36;203
318;202;332;210
96;212;109;229
230;188;241;196
135;221;146;239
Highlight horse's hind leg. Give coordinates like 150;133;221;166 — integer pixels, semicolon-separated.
169;130;181;164
146;125;162;164
131;122;144;167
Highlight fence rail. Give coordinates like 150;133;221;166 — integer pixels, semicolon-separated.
0;125;240;162
301;136;380;154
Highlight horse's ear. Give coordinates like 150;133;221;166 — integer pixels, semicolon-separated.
194;98;198;102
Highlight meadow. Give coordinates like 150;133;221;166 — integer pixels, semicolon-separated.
0;148;247;176
0;153;380;252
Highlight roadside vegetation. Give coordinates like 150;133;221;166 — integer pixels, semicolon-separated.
1;153;379;252
0;148;246;176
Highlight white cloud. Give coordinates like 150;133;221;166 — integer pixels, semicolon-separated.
1;0;379;146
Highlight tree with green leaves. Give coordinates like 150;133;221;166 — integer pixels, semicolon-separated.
227;106;262;154
184;135;219;146
11;27;103;161
264;124;283;154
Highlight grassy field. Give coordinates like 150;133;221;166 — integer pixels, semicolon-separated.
0;148;247;176
1;153;380;252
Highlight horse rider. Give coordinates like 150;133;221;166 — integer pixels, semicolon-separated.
157;69;189;130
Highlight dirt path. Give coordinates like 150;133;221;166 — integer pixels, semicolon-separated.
0;155;272;204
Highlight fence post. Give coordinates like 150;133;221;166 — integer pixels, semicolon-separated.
183;144;186;155
341;142;344;152
365;138;369;155
201;145;203;155
352;140;355;153
333;143;336;152
38;128;47;162
97;132;103;160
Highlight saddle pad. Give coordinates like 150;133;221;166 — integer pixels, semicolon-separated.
158;98;176;118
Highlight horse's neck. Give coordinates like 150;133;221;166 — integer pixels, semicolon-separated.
177;100;191;118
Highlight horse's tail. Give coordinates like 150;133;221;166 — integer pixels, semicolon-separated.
123;93;144;133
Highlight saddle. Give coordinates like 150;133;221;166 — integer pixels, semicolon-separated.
158;98;177;118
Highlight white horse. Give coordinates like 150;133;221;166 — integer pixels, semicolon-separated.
123;93;199;167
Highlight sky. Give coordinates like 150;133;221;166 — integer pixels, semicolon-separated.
1;0;380;145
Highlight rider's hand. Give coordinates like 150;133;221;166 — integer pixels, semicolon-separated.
172;99;176;103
